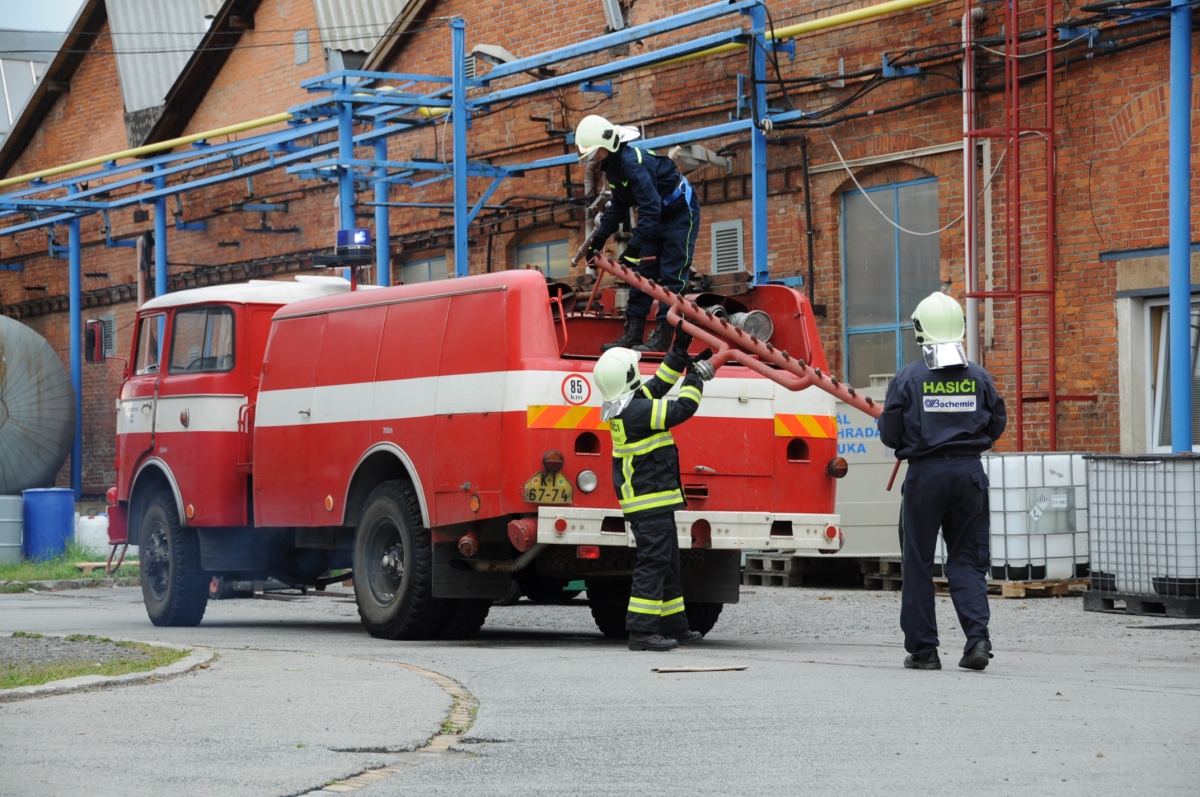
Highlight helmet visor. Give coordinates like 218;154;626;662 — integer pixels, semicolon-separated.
601;392;634;422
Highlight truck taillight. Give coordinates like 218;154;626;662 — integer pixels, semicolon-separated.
577;545;600;559
543;450;565;472
106;487;117;505
826;457;849;478
824;525;839;541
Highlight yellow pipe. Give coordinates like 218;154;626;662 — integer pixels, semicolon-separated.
0;112;294;189
660;0;946;67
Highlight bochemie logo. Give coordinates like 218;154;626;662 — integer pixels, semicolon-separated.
922;379;977;395
922;396;977;413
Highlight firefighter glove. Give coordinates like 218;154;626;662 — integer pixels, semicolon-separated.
585;233;608;261
671;318;693;354
618;241;642;268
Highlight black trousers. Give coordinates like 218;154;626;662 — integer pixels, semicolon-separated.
899;457;991;657
626;512;689;635
626;195;700;321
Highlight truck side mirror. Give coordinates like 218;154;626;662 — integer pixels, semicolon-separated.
85;319;106;364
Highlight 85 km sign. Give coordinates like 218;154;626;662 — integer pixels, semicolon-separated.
561;374;591;405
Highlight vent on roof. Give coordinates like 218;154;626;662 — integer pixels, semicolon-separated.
294;30;310;65
711;220;744;274
464;53;477;80
600;0;626;31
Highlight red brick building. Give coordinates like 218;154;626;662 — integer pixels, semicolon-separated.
1;0;1197;495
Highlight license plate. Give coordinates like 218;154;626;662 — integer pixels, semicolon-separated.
524;472;573;505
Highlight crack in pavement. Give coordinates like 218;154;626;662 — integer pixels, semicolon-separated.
294;659;480;796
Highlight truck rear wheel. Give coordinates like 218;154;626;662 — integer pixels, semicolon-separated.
585;578;632;639
686;602;723;636
140;494;208;627
353;480;445;640
436;599;491;640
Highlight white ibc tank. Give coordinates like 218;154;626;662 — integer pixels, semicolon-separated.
75;513;110;557
936;453;1089;582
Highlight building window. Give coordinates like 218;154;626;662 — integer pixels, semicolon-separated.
711;219;744;274
1149;298;1200;452
841;178;942;387
515;240;570;280
400;256;448;284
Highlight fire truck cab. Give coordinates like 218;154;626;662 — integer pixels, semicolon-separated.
97;269;844;640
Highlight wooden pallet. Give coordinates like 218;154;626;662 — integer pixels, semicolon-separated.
75;561;139;575
859;558;902;577
745;553;813;574
742;571;804;588
863;574;903;591
934;577;1089;598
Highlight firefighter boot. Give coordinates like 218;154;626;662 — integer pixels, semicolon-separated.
601;315;646;352
628;633;680;652
634;318;674;353
671;630;704;644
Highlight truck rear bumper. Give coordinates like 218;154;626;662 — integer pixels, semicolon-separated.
536;507;843;552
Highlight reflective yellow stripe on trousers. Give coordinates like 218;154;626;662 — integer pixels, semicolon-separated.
628;596;662;615
661;597;686;616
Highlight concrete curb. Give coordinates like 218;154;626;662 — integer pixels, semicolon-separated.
1;577;141;592
0;637;215;701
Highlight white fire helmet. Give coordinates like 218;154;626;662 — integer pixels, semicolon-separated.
594;347;642;421
911;291;968;370
575;114;640;162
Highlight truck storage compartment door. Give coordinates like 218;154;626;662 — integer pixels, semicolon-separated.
433;290;507;526
677;373;775;476
255;313;327;526
310;305;387;524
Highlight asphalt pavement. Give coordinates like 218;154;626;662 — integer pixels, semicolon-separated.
0;585;1196;796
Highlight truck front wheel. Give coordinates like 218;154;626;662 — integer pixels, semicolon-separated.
140;493;208;627
353;480;445;640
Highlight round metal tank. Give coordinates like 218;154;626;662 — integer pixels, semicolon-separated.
0;315;76;494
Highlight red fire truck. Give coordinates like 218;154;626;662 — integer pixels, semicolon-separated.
89;268;846;640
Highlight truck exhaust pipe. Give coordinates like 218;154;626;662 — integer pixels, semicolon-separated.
466;543;547;573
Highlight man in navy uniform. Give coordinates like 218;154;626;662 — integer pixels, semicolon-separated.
575;114;700;353
879;292;1007;671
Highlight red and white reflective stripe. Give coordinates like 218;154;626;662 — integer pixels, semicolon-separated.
255;371;833;429
116;395;246;435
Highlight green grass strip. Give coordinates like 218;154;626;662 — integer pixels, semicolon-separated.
0;542;139;586
1;639;190;690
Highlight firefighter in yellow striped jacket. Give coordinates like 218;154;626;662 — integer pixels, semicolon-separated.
593;325;715;651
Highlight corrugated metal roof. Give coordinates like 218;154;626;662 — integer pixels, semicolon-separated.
312;0;413;54
106;0;213;114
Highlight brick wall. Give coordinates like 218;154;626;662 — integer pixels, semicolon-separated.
2;0;1198;493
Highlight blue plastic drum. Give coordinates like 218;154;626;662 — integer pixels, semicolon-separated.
22;488;75;560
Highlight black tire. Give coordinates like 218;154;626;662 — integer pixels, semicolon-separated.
353;480;446;640
585;578;632;639
493;581;522;606
140;494;208;627
686;602;723;636
436;599;491;640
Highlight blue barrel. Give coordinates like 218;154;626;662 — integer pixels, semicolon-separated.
22;488;75;560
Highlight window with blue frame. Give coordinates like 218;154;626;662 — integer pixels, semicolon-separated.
842;178;942;387
399;256;448;284
515;240;570;280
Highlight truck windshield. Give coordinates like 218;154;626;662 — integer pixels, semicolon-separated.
169;307;235;374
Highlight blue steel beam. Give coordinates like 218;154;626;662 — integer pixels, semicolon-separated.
452;18;469;278
481;0;760;82
374;125;390;287
67;184;81;500
153;170;168;298
337;101;355;231
748;4;769;286
472;27;747;106
466;177;505;226
1168;0;1193;452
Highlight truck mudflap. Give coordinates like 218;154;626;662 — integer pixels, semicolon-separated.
536;507;843;552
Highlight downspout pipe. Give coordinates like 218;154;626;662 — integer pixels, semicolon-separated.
68;185;82;501
963;8;980;364
800;135;815;305
1169;0;1193;453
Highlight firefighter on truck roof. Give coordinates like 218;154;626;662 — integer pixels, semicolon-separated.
593;321;716;652
879;291;1007;672
576;113;701;354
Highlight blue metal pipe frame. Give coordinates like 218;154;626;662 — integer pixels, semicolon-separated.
452;19;469;278
375;126;390;286
67;184;82;500
1168;0;1193;452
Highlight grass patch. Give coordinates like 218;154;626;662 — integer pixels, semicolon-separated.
0;542;139;586
0;639;190;690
